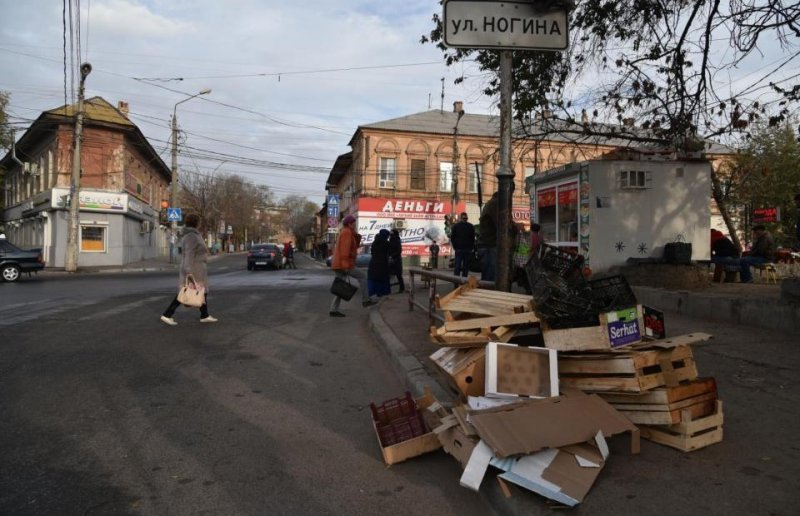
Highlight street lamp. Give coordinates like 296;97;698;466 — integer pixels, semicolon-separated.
170;88;211;263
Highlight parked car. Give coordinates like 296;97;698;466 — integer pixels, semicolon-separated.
247;243;283;270
326;245;372;268
0;240;45;282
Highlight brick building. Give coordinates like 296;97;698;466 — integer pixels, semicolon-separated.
1;97;171;268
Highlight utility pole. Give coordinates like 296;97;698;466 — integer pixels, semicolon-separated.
65;62;92;273
496;51;514;292
170;89;211;263
451;107;465;222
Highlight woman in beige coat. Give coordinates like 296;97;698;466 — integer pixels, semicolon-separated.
161;213;217;325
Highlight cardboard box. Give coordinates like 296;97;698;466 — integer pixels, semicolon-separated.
542;305;645;351
370;389;443;466
430;346;486;398
492;431;610;507
468;391;640;458
485;342;558;399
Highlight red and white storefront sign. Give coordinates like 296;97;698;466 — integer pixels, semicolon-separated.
355;197;466;256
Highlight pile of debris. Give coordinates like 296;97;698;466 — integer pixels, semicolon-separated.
369;258;724;508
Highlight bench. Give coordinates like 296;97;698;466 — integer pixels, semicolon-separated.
753;263;778;284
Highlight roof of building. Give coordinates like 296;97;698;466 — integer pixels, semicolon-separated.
356;109;733;155
44;97;135;127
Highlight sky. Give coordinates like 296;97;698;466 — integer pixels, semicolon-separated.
0;0;495;205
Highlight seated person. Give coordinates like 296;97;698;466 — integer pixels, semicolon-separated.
739;224;776;283
711;229;740;264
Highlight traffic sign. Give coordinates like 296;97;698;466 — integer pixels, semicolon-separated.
327;194;340;206
444;1;568;51
167;208;182;222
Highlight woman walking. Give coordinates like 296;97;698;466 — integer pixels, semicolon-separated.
389;228;405;293
161;213;218;325
330;215;376;317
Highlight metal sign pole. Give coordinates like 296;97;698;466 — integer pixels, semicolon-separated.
496;50;514;292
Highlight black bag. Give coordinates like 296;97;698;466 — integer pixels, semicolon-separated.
664;235;692;264
330;275;358;301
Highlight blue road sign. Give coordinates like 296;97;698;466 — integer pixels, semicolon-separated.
327;194;339;206
168;208;182;222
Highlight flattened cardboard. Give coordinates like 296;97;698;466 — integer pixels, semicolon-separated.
469;393;639;458
492;432;610;507
460;440;494;491
485;342;558;399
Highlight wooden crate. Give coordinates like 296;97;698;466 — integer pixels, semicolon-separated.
435;277;534;318
639;400;724;452
558;344;699;393
541;305;645;351
371;388;443;465
600;377;718;425
429;311;540;347
429;346;486;398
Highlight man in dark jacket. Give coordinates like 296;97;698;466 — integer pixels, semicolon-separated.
739;224;775;283
389;229;405;293
450;212;476;277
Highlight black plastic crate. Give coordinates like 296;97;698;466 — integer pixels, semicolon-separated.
588;275;638;311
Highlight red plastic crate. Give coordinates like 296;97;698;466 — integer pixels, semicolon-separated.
375;412;428;447
370;391;417;425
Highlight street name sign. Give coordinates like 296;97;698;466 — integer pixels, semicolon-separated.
444;0;568;51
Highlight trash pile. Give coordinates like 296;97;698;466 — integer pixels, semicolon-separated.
370;256;724;508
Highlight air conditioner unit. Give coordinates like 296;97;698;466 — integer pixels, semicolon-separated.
394;220;406;230
378;179;395;189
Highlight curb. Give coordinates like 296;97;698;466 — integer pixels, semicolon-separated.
634;286;800;334
368;308;453;403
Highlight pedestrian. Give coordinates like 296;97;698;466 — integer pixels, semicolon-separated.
450;212;475;277
283;241;296;269
368;229;392;298
161;213;217;325
739;224;775;283
477;192;499;281
389;228;405;293
330;215;377;317
428;241;440;269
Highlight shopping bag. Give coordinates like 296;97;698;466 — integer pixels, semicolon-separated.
664;234;692;265
330;275;358;301
177;278;205;307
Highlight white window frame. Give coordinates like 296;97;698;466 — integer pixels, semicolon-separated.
378;157;396;189
468;162;483;193
619;170;652;189
439;162;453;192
79;224;108;253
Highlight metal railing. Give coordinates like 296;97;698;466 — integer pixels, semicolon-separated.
406;266;496;325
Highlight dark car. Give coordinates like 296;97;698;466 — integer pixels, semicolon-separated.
326;245;371;268
247;243;283;270
0;240;45;282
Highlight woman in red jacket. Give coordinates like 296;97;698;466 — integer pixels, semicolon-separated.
330;215;377;317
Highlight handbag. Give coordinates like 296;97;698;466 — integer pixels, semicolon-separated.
330;275;358;301
177;277;205;307
664;234;693;264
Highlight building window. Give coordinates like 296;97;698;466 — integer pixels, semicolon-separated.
536;181;578;247
439;162;453;192
524;166;536;193
468;162;483;193
379;157;396;189
80;225;107;252
619;170;651;189
410;159;426;190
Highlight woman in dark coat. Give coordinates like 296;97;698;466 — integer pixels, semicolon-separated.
389;228;405;293
368;229;392;298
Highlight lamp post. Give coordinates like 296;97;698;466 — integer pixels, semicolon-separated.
170;88;211;263
65;62;92;273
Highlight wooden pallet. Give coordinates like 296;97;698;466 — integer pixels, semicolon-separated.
429;311;540;347
558;344;699;393
599;378;718;425
638;400;724;452
435;277;534;318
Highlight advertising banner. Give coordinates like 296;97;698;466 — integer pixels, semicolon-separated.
356;197;465;256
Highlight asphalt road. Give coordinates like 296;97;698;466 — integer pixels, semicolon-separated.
0;254;495;516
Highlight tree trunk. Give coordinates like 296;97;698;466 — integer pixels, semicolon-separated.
710;168;742;252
